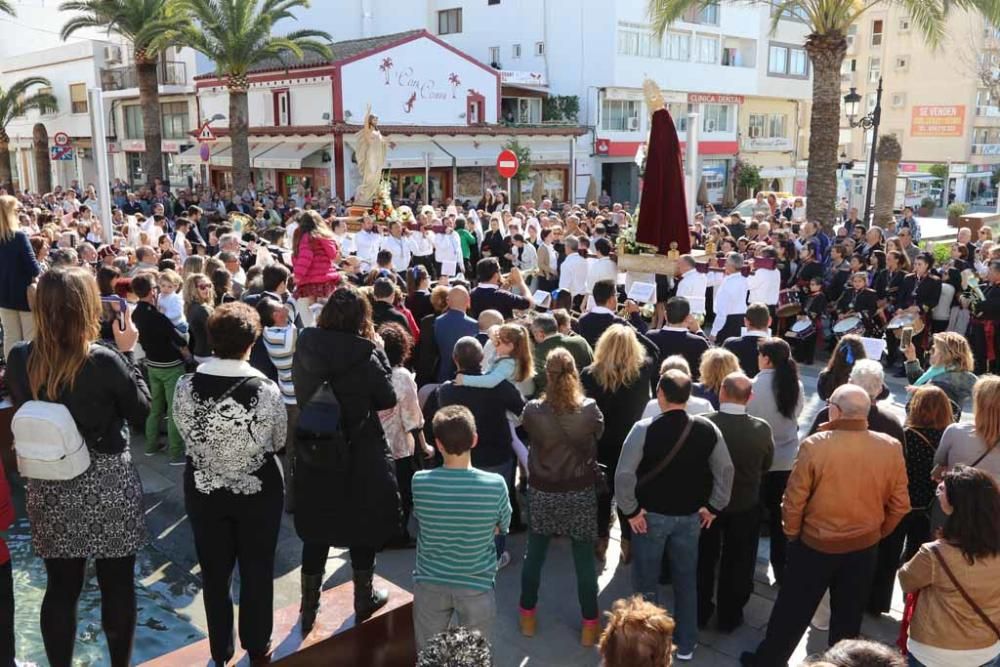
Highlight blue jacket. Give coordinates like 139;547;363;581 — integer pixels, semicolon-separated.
433;309;478;382
0;231;41;311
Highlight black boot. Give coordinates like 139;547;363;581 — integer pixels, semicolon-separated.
353;568;389;621
299;572;323;634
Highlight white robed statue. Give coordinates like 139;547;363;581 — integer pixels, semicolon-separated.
353;106;388;205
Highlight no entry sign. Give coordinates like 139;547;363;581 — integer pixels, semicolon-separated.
496;149;519;179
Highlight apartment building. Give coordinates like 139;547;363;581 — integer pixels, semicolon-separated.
840;7;997;205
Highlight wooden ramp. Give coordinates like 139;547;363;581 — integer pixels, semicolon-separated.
141;576;416;666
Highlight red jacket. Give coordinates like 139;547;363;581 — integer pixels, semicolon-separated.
293;234;341;288
0;459;13;565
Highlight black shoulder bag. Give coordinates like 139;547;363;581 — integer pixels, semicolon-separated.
295;381;360;472
637;417;695;488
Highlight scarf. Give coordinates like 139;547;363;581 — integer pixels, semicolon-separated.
913;365;950;387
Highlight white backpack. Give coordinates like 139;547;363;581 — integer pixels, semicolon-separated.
13;400;91;481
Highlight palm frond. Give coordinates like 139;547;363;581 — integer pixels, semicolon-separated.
647;0;713;37
0;1;14;17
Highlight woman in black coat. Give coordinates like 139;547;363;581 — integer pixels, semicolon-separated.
292;285;400;632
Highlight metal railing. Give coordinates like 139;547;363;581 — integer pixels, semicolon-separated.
100;61;188;91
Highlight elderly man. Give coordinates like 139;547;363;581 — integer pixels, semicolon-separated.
709;253;749;343
434;287;478;382
558;235;589;310
741;385;909;667
528;313;593;396
673;255;708;319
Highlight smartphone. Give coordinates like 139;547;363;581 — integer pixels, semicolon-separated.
901;326;914;350
101;295;128;330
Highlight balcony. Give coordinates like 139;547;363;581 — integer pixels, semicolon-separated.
100;61;188;91
976;105;1000;117
971;143;1000;155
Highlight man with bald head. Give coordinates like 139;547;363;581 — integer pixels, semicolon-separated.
434;286;478;382
698;373;774;632
742;384;910;667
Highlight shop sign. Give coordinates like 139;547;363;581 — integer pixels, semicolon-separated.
688;93;745;105
122;139;145;152
911;105;965;137
741;137;793;151
500;70;547;86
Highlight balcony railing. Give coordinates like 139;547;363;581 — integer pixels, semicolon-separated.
100;61;188;91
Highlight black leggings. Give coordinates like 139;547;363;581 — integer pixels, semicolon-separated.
41;555;137;667
301;544;375;575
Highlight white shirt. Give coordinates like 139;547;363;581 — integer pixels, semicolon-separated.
409;230;435;256
434;231;462;273
710;272;749;338
173;231;188;263
512;243;538;272
642;396;713;419
559;253;589;297
333;232;355;255
675;268;708;315
383;234;412;271
586;256;618;293
284;220;299;250
746;267;780;306
354;229;382;269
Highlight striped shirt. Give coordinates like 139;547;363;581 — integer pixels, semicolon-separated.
261;325;296;404
412;467;511;592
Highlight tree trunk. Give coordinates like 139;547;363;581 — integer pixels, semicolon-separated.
804;34;848;235
136;60;164;188
32;123;51;194
0;130;12;191
873;158;898;229
229;87;251;195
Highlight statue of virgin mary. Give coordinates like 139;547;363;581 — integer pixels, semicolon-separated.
353;106;388;205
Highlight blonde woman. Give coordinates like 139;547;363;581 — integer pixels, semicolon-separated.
181;255;206;279
183;273;215;363
904;331;977;415
0;194;42;359
599;596;676;667
581;324;655;563
694;348;741;410
520;349;604;646
934;375;1000;481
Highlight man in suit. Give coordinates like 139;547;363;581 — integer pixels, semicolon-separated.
577;279;648;348
434;286;479;382
722;303;772;378
528;313;593;396
646;297;710;380
469;257;532;319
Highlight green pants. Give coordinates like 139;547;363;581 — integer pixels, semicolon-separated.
519;532;599;621
145;364;185;456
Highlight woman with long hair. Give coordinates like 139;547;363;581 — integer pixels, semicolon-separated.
904;332;978;416
184;273;216;363
0;194;43;359
580;324;655;564
5;267;150;666
519;348;604;646
291;210;341;327
899;466;1000;667
694;348;740;410
292;285;399;632
818;334;867;401
748;338;803;586
934;375;1000;481
404;264;433;322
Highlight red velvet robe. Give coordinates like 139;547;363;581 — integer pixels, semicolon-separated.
636;108;691;255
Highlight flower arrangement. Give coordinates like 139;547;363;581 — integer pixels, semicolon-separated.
370;178;398;223
617;214;656;255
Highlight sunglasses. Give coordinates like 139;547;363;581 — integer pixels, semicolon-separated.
197;284;212;290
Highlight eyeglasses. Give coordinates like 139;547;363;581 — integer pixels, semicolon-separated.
197;284;212;290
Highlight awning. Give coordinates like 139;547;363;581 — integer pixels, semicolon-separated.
175;143;203;166
524;138;573;163
434;140;507;167
385;141;452;169
208;144;232;167
212;142;277;168
253;141;327;169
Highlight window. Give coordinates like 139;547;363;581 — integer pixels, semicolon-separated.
696;36;719;64
868;56;881;82
768;45;787;73
437;8;462;35
489;46;500;64
272;90;289;127
124;105;144;139
69;83;88;114
512;43;521;59
867;93;877;113
37;86;56;115
535;42;545;56
772;4;808;22
895;56;909;70
161;101;189;138
683;2;719;25
789;48;807;75
488;0;500;4
668;103;692;131
747;113;787;139
891;93;906;108
871;19;883;46
601;98;641;131
702;104;732;133
664;32;690;61
768;43;808;77
617;24;662;58
846;24;857;50
501;96;541;124
899;17;911;32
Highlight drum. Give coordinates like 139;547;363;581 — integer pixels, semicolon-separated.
833;315;865;338
776;288;802;317
887;312;926;338
785;318;815;339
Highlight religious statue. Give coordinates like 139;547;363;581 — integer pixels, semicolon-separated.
353;105;388;206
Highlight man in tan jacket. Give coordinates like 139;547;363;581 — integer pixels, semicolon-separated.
741;385;910;667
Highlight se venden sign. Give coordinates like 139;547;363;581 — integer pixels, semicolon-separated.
911;105;966;137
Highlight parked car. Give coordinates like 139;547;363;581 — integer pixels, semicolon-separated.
731;192;805;220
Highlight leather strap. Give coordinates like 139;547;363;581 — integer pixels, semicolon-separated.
637;416;694;488
930;544;1000;641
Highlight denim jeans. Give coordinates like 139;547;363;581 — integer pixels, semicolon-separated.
631;511;700;653
478;459;514;559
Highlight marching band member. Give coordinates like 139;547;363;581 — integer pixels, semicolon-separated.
792;241;824;290
709;252;749;343
895;252;943;359
835;272;879;336
826;244;851;305
776;240;798;288
674;255;708;320
968;259;1000;374
354;214;381;272
433;217;463;278
747;247;781;322
786;276;827;365
869;249;889;300
859;226;885;260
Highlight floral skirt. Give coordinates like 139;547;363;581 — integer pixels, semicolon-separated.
528;487;598;542
293;278;340;301
26;449;148;559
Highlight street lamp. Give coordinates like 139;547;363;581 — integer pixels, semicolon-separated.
844;78;883;224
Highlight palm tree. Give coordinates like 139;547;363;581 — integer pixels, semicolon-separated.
0;2;15;16
0;78;57;190
648;0;1000;233
167;0;332;194
33;123;52;194
873;134;902;228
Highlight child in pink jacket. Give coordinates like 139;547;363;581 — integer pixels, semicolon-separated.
292;210;341;326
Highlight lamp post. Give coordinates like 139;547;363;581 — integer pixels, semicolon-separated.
844;77;882;224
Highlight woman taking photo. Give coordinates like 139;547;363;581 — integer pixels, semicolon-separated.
748;338;803;586
5;267;150;667
520;349;604;646
0;194;43;359
580;324;654;565
292;285;400;632
903;332;977;417
184;273;215;363
173;302;287;665
899;465;1000;667
934;375;1000;481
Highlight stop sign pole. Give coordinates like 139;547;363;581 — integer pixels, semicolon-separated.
496;149;519;206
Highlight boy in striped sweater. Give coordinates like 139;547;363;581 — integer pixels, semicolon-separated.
412;405;511;649
257;296;298;513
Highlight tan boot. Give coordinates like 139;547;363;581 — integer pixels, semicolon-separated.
581;619;601;646
519;608;537;637
620;538;632;566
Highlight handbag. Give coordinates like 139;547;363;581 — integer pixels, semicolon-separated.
295;381;359;472
930;544;1000;642
637;417;695;488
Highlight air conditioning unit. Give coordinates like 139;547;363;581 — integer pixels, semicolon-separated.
627;117;640;131
104;46;122;64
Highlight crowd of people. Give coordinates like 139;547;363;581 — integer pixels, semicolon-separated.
0;177;998;667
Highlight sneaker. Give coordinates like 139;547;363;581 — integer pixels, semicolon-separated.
675;645;697;661
144;442;165;456
497;551;512;570
168;453;186;467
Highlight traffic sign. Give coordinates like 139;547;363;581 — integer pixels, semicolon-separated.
197;123;217;142
496;149;519;179
50;145;74;161
199;143;211;162
53;132;71;148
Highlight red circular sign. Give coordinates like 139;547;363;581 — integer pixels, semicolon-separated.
496;149;519;179
53;132;71;147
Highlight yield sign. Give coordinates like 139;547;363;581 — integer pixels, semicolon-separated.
197;123;217;142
